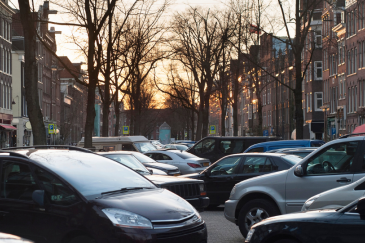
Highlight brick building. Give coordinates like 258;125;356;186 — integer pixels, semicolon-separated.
59;56;87;144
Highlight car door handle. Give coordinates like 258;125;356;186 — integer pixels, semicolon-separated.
336;177;351;183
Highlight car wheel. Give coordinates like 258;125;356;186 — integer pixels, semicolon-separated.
238;199;280;237
68;235;95;243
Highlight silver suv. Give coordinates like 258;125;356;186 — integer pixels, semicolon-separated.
224;135;365;236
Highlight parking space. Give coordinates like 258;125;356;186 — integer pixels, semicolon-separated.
200;207;244;243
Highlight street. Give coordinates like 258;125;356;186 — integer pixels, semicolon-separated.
201;207;244;243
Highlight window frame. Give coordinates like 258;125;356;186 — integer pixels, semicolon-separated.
314;92;323;111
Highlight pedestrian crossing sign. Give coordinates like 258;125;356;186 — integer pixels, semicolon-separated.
48;124;55;134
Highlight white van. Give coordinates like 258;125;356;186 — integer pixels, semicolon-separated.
78;136;157;152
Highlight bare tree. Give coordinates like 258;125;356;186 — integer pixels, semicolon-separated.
17;0;47;144
169;7;231;140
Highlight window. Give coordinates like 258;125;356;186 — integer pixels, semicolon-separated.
314;61;322;79
355;48;358;71
315;92;323;111
1;161;39;201
306;142;359;175
219;140;244;154
355;86;358;111
315;30;322;47
243;156;273;173
210;156;242;175
34;168;78;206
194;138;215;155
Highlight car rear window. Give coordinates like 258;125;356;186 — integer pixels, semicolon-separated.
174;152;198;159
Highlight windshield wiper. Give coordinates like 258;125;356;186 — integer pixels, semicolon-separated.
100;187;153;196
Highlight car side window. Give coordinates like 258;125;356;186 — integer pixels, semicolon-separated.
243;156;272;173
34;168;79;206
122;144;136;151
219;140;244;154
195;139;215;155
211;157;242;175
246;147;264;153
306;142;359;175
1;161;39;201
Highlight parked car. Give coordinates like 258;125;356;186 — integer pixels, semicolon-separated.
98;152;209;211
266;147;318;158
164;144;189;151
78;136;157;152
225;135;365;236
180;153;302;207
145;150;211;174
187;136;279;162
1;146;207;243
0;233;33;243
98;152;167;175
302;174;365;212
150;140;164;149
245;196;365;243
244;139;324;153
130;151;181;176
178;142;195;148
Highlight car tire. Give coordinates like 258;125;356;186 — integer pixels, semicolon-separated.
238;199;280;237
68;235;95;243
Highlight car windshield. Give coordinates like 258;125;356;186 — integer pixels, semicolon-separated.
132;152;156;163
174;152;198;159
30;151;155;199
281;155;303;165
134;142;157;153
103;154;150;174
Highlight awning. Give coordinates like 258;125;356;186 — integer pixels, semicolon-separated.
311;121;324;133
0;125;17;130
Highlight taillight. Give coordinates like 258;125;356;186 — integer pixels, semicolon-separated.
187;163;201;168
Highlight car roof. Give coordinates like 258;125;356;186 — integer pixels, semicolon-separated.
97;151;135;155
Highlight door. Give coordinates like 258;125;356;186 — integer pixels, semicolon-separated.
192;138;218;162
285;141;360;214
0;160;45;242
205;156;244;205
332;206;365;243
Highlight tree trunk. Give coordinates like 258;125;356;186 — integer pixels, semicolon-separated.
18;0;47;145
114;100;120;136
294;0;304;139
195;99;204;141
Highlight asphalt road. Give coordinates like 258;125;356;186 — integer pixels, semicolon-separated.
200;206;244;243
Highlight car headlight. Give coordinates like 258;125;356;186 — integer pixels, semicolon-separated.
301;196;319;212
102;208;153;229
230;185;236;199
245;228;255;242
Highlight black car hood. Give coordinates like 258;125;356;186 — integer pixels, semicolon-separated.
145;175;203;185
253;209;339;229
92;188;195;221
143;162;178;170
179;173;201;179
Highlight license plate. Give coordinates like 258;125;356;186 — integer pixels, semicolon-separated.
203;162;210;167
173;174;180;176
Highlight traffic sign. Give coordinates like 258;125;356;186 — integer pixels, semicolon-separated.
263;130;269;136
123;126;129;135
48;124;55;134
209;125;216;134
185;132;187;137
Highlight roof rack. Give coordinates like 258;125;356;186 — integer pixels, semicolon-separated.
338;133;365;139
1;145;94;153
0;150;29;159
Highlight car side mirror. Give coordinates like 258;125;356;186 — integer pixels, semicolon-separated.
357;198;365;220
148;169;153;175
294;165;304;177
204;170;211;178
32;190;45;207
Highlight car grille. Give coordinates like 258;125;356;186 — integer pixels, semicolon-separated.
163;183;200;198
155;224;205;239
